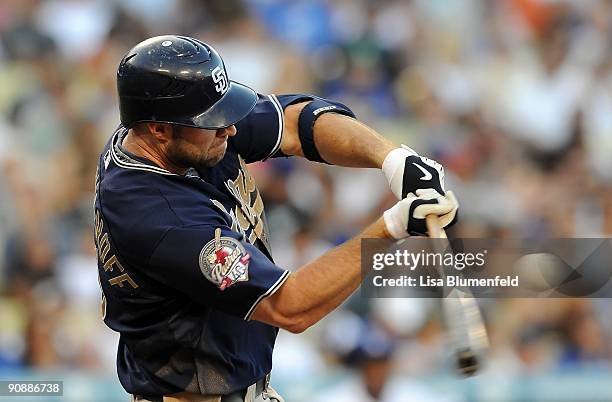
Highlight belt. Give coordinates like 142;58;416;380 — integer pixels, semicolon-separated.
132;374;270;402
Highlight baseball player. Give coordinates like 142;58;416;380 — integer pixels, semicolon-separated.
94;35;458;402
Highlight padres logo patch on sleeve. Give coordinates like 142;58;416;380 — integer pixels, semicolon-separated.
199;229;250;291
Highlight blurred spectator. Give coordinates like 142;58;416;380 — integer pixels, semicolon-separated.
316;314;462;402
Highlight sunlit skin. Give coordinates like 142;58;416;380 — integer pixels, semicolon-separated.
167;125;237;170
122;123;237;174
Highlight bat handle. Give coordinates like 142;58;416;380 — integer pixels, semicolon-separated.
426;214;447;239
426;215;487;377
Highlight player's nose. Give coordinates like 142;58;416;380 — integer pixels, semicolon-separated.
217;125;237;138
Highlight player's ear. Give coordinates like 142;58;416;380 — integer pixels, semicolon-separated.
147;123;172;142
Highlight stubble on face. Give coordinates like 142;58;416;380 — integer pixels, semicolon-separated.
166;126;227;170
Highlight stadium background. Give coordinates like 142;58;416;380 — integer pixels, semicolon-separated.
1;0;612;401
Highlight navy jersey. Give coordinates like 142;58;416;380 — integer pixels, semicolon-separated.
94;93;325;396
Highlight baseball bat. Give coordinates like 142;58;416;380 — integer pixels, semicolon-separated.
426;214;489;376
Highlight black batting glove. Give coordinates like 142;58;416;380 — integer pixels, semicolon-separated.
383;145;446;199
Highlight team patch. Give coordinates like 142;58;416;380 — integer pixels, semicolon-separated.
199;229;250;291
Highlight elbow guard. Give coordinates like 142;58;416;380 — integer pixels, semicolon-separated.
298;98;355;164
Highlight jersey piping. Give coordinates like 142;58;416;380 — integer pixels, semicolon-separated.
244;270;291;321
263;94;284;160
110;127;179;176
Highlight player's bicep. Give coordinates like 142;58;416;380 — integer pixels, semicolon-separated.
279;101;308;158
249;278;298;331
148;225;289;320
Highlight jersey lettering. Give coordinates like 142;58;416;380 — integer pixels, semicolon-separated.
94;209;139;290
213;157;270;252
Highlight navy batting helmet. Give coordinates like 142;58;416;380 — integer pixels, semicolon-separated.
117;35;257;129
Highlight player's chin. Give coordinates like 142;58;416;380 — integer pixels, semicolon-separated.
202;143;227;167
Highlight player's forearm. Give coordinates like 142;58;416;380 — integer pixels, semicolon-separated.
252;188;458;332
252;218;389;332
282;103;396;168
313;113;396;168
273;236;364;331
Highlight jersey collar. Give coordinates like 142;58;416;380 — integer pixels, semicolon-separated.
110;126;179;176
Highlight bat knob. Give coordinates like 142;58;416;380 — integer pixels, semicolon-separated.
456;349;480;377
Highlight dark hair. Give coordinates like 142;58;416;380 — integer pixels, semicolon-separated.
171;125;184;139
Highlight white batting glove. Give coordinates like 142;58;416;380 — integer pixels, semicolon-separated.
383;189;458;239
383;145;446;199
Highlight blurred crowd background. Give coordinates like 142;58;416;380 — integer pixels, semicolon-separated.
1;0;612;401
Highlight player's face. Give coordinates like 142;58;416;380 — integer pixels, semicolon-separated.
167;125;237;169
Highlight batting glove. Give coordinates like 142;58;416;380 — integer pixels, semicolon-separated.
384;189;458;239
383;145;445;199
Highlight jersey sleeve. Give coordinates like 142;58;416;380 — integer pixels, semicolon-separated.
230;93;285;163
231;93;355;163
148;224;290;320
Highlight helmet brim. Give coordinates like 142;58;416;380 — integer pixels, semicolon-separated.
191;81;257;129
